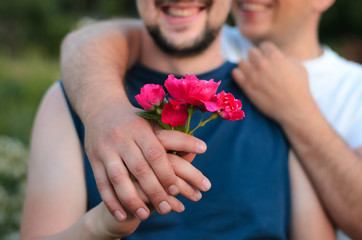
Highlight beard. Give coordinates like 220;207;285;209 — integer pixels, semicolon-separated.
146;24;221;58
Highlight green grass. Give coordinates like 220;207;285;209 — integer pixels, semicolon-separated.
0;50;59;145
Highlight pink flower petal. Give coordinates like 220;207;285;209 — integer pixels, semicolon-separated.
135;84;165;110
161;99;188;127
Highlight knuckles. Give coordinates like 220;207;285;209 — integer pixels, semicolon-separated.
133;161;151;177
96;179;109;192
154;129;167;142
108;168;129;185
146;147;166;164
147;188;167;203
109;126;127;142
122;196;142;210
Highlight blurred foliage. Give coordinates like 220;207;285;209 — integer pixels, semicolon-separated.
319;0;362;63
0;51;59;144
0;0;360;237
0;0;138;57
0;0;361;58
320;0;362;41
0;136;28;240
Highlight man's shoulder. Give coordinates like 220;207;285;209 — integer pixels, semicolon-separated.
305;47;362;79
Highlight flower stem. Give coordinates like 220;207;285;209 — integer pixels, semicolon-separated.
186;106;195;134
189;112;219;135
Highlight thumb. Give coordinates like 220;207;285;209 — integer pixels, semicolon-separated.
232;67;246;86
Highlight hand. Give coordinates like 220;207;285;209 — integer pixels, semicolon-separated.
84;101;209;221
89;137;208;239
232;41;319;126
92;202;141;239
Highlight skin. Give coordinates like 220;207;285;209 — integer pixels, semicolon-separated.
21;0;234;239
20;83;206;239
61;0;231;221
231;0;322;59
56;0;362;237
231;0;362;238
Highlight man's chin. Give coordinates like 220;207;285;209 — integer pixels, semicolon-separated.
147;25;220;58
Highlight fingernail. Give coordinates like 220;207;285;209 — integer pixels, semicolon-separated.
136;208;149;220
202;178;211;191
168;185;179;196
197;141;207;152
193;190;202;201
114;210;126;221
178;202;185;212
159;201;171;214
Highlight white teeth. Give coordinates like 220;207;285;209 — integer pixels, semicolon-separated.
242;3;267;11
167;7;199;17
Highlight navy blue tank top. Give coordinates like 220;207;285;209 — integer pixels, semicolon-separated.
61;61;290;240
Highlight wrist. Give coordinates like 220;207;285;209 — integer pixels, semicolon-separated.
79;81;133;126
83;207;117;240
277;100;321;131
280;105;329;145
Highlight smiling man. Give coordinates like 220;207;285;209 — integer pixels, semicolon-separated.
228;1;362;239
58;0;362;239
21;0;328;239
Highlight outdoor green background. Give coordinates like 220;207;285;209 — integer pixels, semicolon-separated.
0;0;361;239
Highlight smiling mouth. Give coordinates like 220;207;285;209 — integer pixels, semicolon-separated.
162;5;207;17
239;1;272;11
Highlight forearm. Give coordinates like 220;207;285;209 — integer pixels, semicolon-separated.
60;19;142;121
33;214;95;240
24;206;128;240
289;152;335;240
282;108;362;238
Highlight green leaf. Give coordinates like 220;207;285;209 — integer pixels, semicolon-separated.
173;125;187;133
136;111;160;120
156;119;172;130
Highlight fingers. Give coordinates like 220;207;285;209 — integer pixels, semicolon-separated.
168;153;212;193
133;180;185;213
177;152;196;163
232;64;246;86
96;151;152;221
89;156;129;221
237;59;255;88
121;142;174;216
136;128;181;196
248;46;264;68
177;177;203;202
259;41;279;57
155;130;207;154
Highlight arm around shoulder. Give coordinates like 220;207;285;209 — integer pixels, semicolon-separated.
60;18;143;121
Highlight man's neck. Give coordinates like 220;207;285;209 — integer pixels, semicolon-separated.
258;17;323;62
277;34;322;62
139;29;225;75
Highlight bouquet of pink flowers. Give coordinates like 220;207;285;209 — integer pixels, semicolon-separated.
135;74;245;135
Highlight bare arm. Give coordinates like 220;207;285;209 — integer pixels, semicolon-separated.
289;151;335;240
21;83;210;239
61;19;142;119
20;83;141;240
232;42;362;239
60;19;211;220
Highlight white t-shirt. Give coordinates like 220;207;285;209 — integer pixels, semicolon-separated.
221;25;362;150
221;24;362;240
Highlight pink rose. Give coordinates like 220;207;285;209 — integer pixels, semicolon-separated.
135;84;165;110
161;99;188;127
164;74;221;107
216;91;245;121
